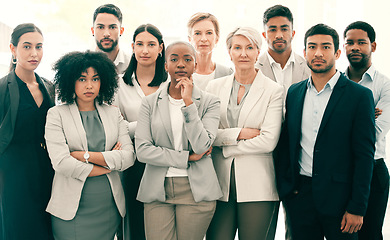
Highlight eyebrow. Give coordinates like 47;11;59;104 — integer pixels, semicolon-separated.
268;24;290;28
308;42;332;46
22;42;43;45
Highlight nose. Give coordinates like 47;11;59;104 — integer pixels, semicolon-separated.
177;59;185;68
31;47;38;57
314;48;323;57
351;43;360;51
86;80;93;89
201;33;207;41
103;29;110;38
275;29;283;39
240;48;248;57
142;45;148;54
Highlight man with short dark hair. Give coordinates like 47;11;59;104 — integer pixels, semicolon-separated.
275;23;375;239
343;21;390;240
91;4;129;74
256;5;310;99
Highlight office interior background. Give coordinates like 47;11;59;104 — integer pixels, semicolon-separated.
1;0;389;238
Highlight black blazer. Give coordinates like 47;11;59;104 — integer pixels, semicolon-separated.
0;71;54;154
275;73;375;217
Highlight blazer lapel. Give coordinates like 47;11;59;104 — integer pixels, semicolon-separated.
317;75;347;139
219;75;234;128
69;104;88;151
292;56;305;84
237;71;265;127
258;54;276;82
157;87;175;147
8;73;19;130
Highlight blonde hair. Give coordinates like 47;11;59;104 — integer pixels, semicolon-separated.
187;12;220;38
226;27;262;50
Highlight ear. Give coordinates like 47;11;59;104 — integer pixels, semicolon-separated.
262;32;266;39
131;42;135;51
91;27;94;36
120;27;124;36
292;30;296;39
371;41;377;53
9;43;16;57
303;48;307;58
159;43;163;54
215;35;219;44
335;49;341;60
188;35;192;42
165;62;168;72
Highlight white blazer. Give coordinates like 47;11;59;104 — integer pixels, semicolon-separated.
45;103;135;220
206;70;283;202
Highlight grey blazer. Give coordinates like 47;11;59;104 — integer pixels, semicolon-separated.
45;103;135;220
215;63;234;79
0;71;54;154
135;84;222;203
255;52;310;85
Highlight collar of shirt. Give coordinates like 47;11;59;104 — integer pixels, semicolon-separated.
266;51;295;70
114;48;126;66
345;65;376;83
307;71;340;93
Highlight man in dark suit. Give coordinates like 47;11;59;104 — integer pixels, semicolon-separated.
275;23;376;240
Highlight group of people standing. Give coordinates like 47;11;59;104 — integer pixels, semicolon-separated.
0;3;388;240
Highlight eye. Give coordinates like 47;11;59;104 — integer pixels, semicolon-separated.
98;26;104;29
269;29;276;32
282;28;288;32
324;46;330;49
207;31;213;35
248;46;254;50
93;77;100;82
136;42;143;46
148;43;156;47
109;26;117;29
185;58;192;62
36;45;43;50
170;58;177;62
194;32;201;35
78;78;86;82
23;45;31;49
308;46;315;49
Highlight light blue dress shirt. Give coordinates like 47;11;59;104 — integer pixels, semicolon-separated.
345;65;390;160
299;71;341;176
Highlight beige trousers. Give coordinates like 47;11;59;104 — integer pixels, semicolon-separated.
144;177;216;240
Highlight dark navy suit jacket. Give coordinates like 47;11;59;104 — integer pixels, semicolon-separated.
275;72;375;217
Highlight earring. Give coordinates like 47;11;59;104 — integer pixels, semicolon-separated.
12;56;17;64
159;52;162;57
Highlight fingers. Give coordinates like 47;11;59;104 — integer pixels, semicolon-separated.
112;142;122;150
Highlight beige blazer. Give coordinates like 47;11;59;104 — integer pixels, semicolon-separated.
135;85;222;203
45;103;135;220
206;70;283;202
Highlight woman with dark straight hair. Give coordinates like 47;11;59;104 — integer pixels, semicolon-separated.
0;23;55;239
114;23;168;240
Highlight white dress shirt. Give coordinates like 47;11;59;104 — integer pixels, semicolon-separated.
300;71;341;176
345;65;390;160
267;51;295;97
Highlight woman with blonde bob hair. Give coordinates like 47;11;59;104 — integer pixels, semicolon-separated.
187;12;233;90
206;27;284;239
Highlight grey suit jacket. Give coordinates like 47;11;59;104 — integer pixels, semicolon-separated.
0;71;54;154
135;84;222;203
215;63;233;79
255;52;310;85
45;103;135;220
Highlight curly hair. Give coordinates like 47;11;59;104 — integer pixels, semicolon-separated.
53;51;118;105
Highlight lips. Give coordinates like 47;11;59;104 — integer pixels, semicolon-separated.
28;60;39;64
101;39;112;45
175;71;187;76
84;92;94;97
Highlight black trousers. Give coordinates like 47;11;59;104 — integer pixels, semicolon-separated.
359;159;389;240
284;175;358;240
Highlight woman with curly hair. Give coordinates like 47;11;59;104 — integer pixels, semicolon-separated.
114;23;168;240
0;23;54;240
45;51;135;240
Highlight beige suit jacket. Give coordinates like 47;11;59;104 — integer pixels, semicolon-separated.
206;71;283;202
45;103;135;220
